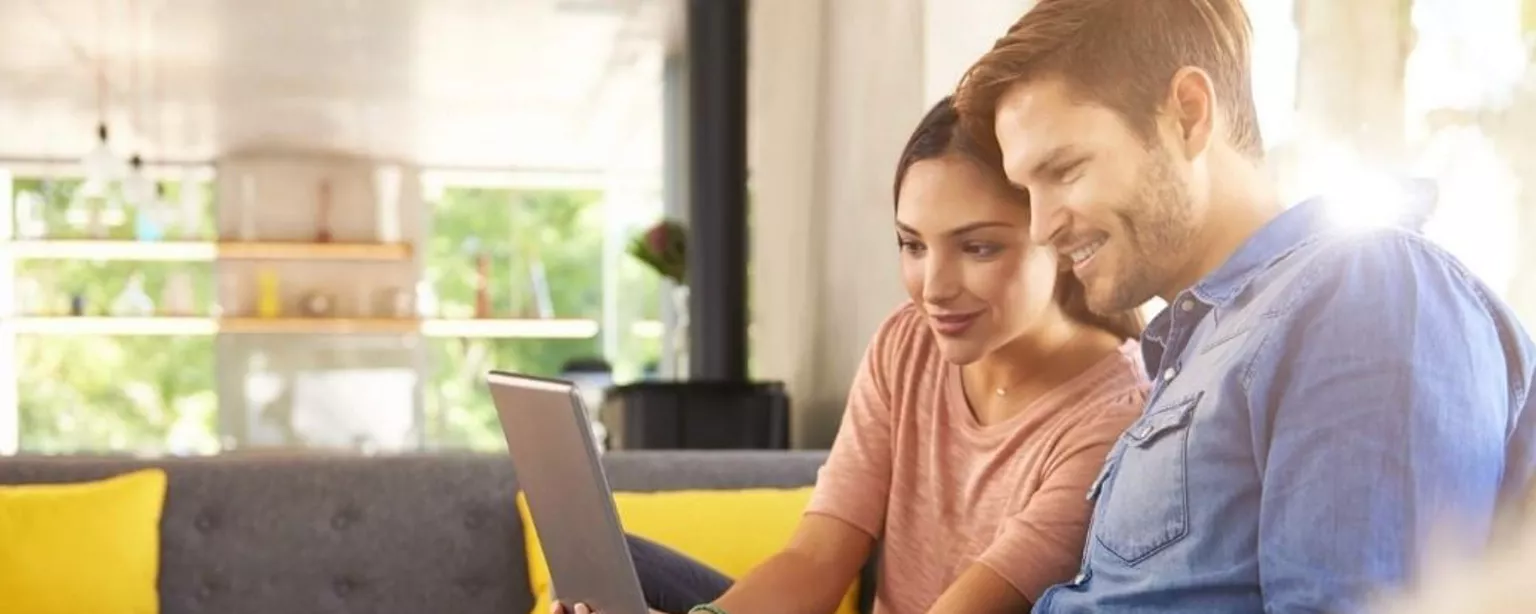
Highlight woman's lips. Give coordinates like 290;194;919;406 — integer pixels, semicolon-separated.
930;311;982;336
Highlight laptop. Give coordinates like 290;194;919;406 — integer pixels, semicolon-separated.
486;370;650;614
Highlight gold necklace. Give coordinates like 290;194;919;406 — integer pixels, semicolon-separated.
990;328;1085;398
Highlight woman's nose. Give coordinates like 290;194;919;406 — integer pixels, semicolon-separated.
922;257;961;303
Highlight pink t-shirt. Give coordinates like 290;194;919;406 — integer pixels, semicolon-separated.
806;303;1148;613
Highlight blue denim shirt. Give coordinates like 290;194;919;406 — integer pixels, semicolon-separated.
1035;199;1536;613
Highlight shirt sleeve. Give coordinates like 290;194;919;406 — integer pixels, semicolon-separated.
803;305;921;538
1252;231;1515;612
976;401;1140;603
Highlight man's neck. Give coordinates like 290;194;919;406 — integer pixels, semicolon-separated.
1159;159;1284;302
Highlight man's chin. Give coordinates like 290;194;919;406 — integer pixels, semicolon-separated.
1085;276;1150;316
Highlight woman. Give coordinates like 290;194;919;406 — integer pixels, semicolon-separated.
570;96;1150;614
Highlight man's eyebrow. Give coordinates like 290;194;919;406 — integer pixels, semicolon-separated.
1027;145;1079;179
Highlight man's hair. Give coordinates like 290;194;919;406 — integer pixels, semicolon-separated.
953;0;1263;161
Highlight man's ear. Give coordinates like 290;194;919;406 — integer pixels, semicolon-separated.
1166;66;1215;160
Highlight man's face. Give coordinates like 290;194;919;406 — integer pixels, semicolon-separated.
993;76;1204;314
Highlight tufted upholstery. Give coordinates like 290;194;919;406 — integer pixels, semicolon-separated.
0;449;830;614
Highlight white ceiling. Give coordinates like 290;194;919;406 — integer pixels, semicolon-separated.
0;0;675;173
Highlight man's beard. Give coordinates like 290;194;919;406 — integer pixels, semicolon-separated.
1085;149;1200;314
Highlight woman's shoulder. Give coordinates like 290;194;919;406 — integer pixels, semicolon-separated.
1065;339;1152;426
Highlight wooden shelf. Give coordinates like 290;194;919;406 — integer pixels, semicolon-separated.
3;316;602;339
219;317;421;335
1;240;412;262
421;318;600;339
218;241;412;262
3;240;218;261
5;316;218;336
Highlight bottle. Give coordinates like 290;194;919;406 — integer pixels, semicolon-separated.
474;252;490;318
238;174;258;241
134;185;168;242
315;179;333;243
162;272;196;316
257;269;281;318
110;273;156;317
374;165;402;243
179;169;204;240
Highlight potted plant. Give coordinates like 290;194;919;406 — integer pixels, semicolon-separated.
628;219;689;377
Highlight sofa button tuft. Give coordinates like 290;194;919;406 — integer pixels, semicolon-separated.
331;507;359;530
197;578;223;601
334;576;360;597
459;577;487;596
463;510;487;530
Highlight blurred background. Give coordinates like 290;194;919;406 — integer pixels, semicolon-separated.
0;0;1532;456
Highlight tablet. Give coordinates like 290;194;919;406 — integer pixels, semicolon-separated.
486;370;649;614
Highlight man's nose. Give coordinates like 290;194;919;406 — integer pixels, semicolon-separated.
1030;196;1069;247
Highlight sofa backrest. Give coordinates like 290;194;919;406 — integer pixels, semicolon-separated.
0;450;830;614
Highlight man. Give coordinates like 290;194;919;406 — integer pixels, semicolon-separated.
953;0;1536;612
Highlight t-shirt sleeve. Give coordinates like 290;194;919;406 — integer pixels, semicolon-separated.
975;398;1140;602
803;305;919;538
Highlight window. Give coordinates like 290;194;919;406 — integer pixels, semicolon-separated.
6;173;220;454
421;181;663;451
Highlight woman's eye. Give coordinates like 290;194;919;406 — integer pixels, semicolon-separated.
898;239;925;254
964;243;1001;257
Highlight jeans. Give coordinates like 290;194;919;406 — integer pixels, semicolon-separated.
627;533;734;614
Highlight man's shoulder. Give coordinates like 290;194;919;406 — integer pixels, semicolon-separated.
1270;226;1495;314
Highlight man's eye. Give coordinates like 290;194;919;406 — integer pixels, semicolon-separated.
1054;161;1085;182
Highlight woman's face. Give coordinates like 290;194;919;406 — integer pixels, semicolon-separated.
896;155;1064;365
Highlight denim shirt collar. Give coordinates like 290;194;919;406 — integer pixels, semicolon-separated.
1141;198;1332;350
1190;197;1334;306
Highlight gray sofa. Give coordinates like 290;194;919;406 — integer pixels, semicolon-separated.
0;450;833;614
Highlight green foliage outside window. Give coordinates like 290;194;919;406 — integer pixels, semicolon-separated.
12;177;221;454
6;178;662;453
416;186;662;451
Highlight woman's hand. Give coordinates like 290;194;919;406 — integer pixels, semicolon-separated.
550;601;667;614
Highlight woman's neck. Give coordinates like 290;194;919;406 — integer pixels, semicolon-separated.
962;317;1123;425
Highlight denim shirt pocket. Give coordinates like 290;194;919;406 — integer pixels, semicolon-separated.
1094;391;1202;565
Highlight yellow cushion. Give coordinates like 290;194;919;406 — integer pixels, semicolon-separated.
519;488;861;614
0;468;168;614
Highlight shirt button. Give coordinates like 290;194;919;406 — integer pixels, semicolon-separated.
1164;367;1177;381
1073;572;1088;585
1180;300;1195;312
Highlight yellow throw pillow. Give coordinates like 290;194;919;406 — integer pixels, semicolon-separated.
0;469;168;614
519;488;861;614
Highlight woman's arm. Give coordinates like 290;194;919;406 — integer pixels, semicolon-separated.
924;406;1138;613
924;564;1032;614
708;513;875;614
566;306;920;614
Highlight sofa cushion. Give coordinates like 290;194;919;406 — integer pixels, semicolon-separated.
0;453;533;614
0;468;167;614
0;450;831;614
521;486;861;614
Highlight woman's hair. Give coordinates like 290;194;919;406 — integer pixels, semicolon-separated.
893;96;1145;341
